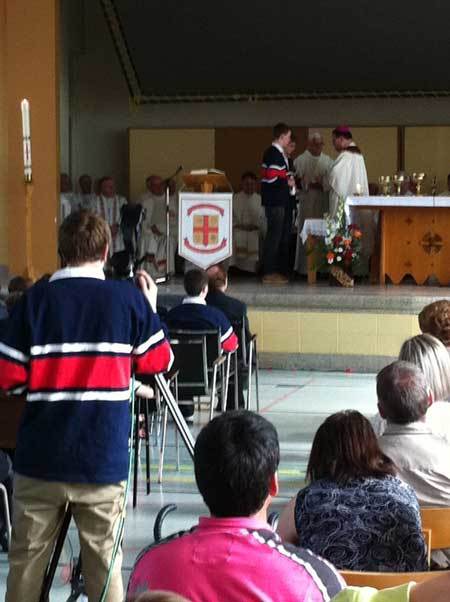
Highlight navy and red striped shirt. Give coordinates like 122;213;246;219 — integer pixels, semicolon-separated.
0;266;172;484
166;297;238;353
261;143;292;208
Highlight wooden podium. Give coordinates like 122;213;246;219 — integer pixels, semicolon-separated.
347;196;450;285
182;172;232;193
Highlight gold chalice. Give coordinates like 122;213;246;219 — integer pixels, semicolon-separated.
379;175;391;196
412;173;426;196
392;173;405;196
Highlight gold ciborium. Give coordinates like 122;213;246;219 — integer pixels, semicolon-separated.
411;173;426;196
379;175;391;196
392;173;405;196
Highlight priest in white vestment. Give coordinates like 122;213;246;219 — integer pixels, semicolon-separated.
75;174;97;211
95;176;126;255
60;173;76;222
327;126;373;272
232;171;266;273
294;133;333;273
139;175;177;276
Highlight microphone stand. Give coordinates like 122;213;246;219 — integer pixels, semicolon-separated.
163;165;183;283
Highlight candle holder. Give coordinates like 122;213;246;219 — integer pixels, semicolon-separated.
411;172;426;196
392;174;405;196
379;175;391;196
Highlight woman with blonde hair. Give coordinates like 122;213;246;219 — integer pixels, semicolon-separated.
398;333;450;441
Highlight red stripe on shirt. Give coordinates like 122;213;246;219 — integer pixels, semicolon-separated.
222;332;238;353
261;167;288;181
0;358;28;390
29;355;131;391
134;340;172;375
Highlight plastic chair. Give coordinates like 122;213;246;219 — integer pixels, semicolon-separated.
421;506;450;550
340;569;447;588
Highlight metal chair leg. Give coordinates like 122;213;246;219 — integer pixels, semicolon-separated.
158;404;169;484
144;399;151;495
247;341;254;410
254;341;260;412
211;365;218;420
132;398;140;509
0;484;11;547
234;351;239;410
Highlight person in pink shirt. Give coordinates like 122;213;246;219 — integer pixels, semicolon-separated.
127;410;344;602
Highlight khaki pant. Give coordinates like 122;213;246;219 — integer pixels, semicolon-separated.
6;474;126;602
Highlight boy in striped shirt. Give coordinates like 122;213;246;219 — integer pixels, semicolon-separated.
0;211;172;602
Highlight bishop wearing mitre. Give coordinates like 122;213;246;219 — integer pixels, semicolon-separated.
327;126;374;271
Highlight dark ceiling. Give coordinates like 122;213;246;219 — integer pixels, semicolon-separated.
103;0;450;102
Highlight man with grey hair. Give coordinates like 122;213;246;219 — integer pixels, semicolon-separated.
377;360;450;507
293;133;333;273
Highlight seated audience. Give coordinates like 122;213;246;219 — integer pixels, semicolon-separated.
377;361;450;507
231;171;265;273
333;571;450;602
127;410;344;601
0;299;6;320
60;172;76;220
132;593;190;602
166;269;238;419
418;299;450;348
95;176;127;254
139;175;177;277
75;174;97;212
206;264;249;409
399;334;450;441
277;410;427;572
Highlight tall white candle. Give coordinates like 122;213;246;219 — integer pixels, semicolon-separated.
355;183;362;195
20;99;32;181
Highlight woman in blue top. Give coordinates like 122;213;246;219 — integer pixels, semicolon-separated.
278;411;427;572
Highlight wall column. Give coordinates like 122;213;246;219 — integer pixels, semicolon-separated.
6;0;59;276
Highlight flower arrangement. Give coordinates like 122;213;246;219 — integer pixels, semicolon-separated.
324;197;362;271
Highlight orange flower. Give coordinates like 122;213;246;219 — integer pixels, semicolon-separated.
343;238;352;247
352;229;362;239
326;251;335;263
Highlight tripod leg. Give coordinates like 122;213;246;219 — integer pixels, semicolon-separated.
39;507;72;602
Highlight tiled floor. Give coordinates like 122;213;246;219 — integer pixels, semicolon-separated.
0;369;378;600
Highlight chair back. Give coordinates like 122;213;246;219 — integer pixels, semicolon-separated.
421;506;450;550
232;319;248;365
0;392;26;448
168;329;220;396
340;569;446;588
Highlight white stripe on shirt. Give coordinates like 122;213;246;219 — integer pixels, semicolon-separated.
0;342;29;364
133;329;165;356
27;390;130;403
30;342;133;356
220;326;233;343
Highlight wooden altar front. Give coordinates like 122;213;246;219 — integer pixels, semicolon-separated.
347;197;450;285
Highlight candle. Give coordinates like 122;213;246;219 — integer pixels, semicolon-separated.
355;183;362;195
20;99;32;181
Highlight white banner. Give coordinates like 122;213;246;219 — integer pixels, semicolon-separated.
178;193;233;269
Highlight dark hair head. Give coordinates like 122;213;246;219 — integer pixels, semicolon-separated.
332;127;353;140
8;276;32;293
207;263;227;292
58;210;111;266
377;361;430;424
273;122;291;140
307;410;396;485
184;268;208;297
241;171;257;181
419;300;450;347
194;410;280;517
5;291;23;315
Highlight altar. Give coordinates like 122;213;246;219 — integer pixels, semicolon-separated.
300;197;450;286
347;196;450;285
